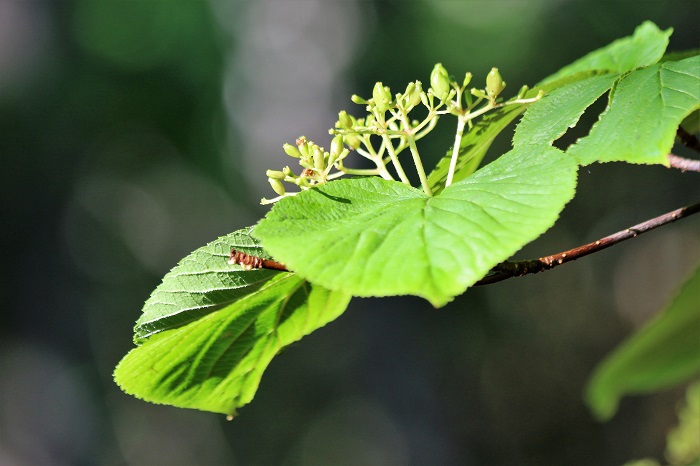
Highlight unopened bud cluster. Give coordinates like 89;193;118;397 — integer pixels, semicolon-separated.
262;63;544;203
261;136;350;204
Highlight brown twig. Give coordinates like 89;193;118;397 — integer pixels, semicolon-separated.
228;202;700;286
677;126;700;153
667;153;700;173
474;201;700;285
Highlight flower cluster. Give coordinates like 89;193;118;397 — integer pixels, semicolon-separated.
263;136;349;202
261;64;543;204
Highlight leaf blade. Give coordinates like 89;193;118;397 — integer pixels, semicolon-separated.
255;145;578;307
540;21;672;84
585;265;700;421
134;227;281;341
115;274;351;416
568;56;700;166
513;73;618;146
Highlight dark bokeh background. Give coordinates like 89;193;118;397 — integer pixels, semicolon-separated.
1;1;699;465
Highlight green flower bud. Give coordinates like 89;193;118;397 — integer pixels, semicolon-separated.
327;152;337;167
400;83;412;108
338;111;353;129
328;146;347;167
345;134;362;149
283;143;302;158
462;72;472;89
372;82;392;113
404;81;415;97
470;88;487;99
282;166;293;176
312;145;326;171
486;67;506;99
420;91;430;108
336;148;350;162
351;94;367;105
266;169;286;180
268;178;286;196
330;134;344;158
406;80;423;107
430;63;451;101
298;141;311;160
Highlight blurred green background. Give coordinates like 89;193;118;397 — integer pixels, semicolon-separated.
1;1;699;465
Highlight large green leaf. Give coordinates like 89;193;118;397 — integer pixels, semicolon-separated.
134;227;280;341
513;73;619;146
540;21;671;84
255;145;577;307
585;266;700;421
569;56;700;166
115;274;351;416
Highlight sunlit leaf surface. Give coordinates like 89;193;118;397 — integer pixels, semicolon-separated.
569;56;700;165
540;21;671;84
255;145;577;307
134;227;280;341
116;274;351;415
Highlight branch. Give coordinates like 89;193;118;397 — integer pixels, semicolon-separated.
229;202;700;287
474;201;700;285
667;153;700;173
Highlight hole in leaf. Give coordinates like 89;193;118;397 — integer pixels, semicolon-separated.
553;93;610;152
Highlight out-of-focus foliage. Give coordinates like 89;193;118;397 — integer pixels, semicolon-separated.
621;380;700;466
666;381;700;466
586;266;700;420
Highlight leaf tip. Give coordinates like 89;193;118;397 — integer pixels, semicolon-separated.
584;377;619;422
